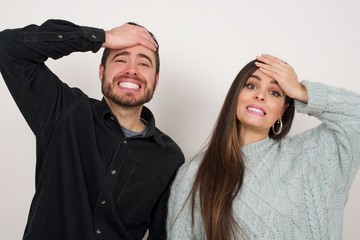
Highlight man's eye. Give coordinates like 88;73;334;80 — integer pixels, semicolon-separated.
139;63;150;67
115;59;126;63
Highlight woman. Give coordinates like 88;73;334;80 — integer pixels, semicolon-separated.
167;54;360;239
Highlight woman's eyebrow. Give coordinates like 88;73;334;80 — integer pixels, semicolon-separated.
249;74;261;81
249;74;279;85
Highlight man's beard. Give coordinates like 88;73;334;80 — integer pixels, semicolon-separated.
101;75;156;108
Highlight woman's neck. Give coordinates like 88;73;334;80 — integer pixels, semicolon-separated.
239;128;268;147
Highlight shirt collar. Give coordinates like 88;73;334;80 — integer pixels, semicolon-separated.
96;98;165;147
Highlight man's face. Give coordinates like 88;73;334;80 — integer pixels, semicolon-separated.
99;45;159;108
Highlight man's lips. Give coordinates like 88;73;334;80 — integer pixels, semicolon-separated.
118;81;140;89
115;75;144;90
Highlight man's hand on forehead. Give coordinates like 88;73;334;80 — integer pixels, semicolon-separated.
103;23;157;52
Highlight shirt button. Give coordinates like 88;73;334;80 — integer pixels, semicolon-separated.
111;170;117;175
96;229;102;234
57;35;63;39
101;200;106;205
123;140;127;144
91;34;97;39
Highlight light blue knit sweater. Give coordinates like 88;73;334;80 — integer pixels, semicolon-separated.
167;81;360;240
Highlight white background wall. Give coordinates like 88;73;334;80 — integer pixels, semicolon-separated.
1;0;359;239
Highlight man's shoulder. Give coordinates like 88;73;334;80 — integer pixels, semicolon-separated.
154;127;181;147
152;127;184;163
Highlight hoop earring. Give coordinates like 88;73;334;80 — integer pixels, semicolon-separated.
272;118;283;135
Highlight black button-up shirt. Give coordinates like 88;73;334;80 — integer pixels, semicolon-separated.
0;19;184;240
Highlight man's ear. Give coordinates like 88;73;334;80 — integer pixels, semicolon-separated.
99;64;104;82
154;74;160;88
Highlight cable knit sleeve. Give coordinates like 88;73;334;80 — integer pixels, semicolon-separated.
294;80;360;191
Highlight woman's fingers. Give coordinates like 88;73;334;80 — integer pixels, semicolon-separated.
255;54;307;102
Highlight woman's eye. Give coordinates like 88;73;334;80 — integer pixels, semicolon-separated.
271;90;281;97
245;83;255;89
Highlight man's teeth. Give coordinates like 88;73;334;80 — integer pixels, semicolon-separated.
119;82;140;89
247;107;265;115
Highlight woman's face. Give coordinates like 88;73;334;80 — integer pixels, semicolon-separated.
236;69;287;136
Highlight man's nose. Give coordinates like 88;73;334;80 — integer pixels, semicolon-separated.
125;62;138;75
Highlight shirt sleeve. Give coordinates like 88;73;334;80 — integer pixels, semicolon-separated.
0;19;105;135
146;186;170;239
294;80;360;191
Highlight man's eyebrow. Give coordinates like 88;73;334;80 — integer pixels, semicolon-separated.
138;53;153;66
249;74;279;85
112;51;130;61
111;51;153;66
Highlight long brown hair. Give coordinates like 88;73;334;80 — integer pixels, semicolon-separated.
190;59;295;239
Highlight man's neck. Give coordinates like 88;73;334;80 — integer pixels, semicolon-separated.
105;99;146;132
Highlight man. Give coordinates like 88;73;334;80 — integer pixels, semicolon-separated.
0;19;184;240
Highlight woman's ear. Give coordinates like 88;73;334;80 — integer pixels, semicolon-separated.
281;103;289;115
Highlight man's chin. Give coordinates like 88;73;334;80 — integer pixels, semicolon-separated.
102;88;154;108
111;97;151;108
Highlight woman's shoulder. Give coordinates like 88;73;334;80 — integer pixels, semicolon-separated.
174;153;203;184
168;154;203;218
168;153;204;200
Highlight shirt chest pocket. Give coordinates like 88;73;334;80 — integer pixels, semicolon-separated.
115;165;161;222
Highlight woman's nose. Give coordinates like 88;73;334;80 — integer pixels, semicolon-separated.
254;95;265;101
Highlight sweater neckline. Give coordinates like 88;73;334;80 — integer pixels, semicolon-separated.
240;137;275;158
